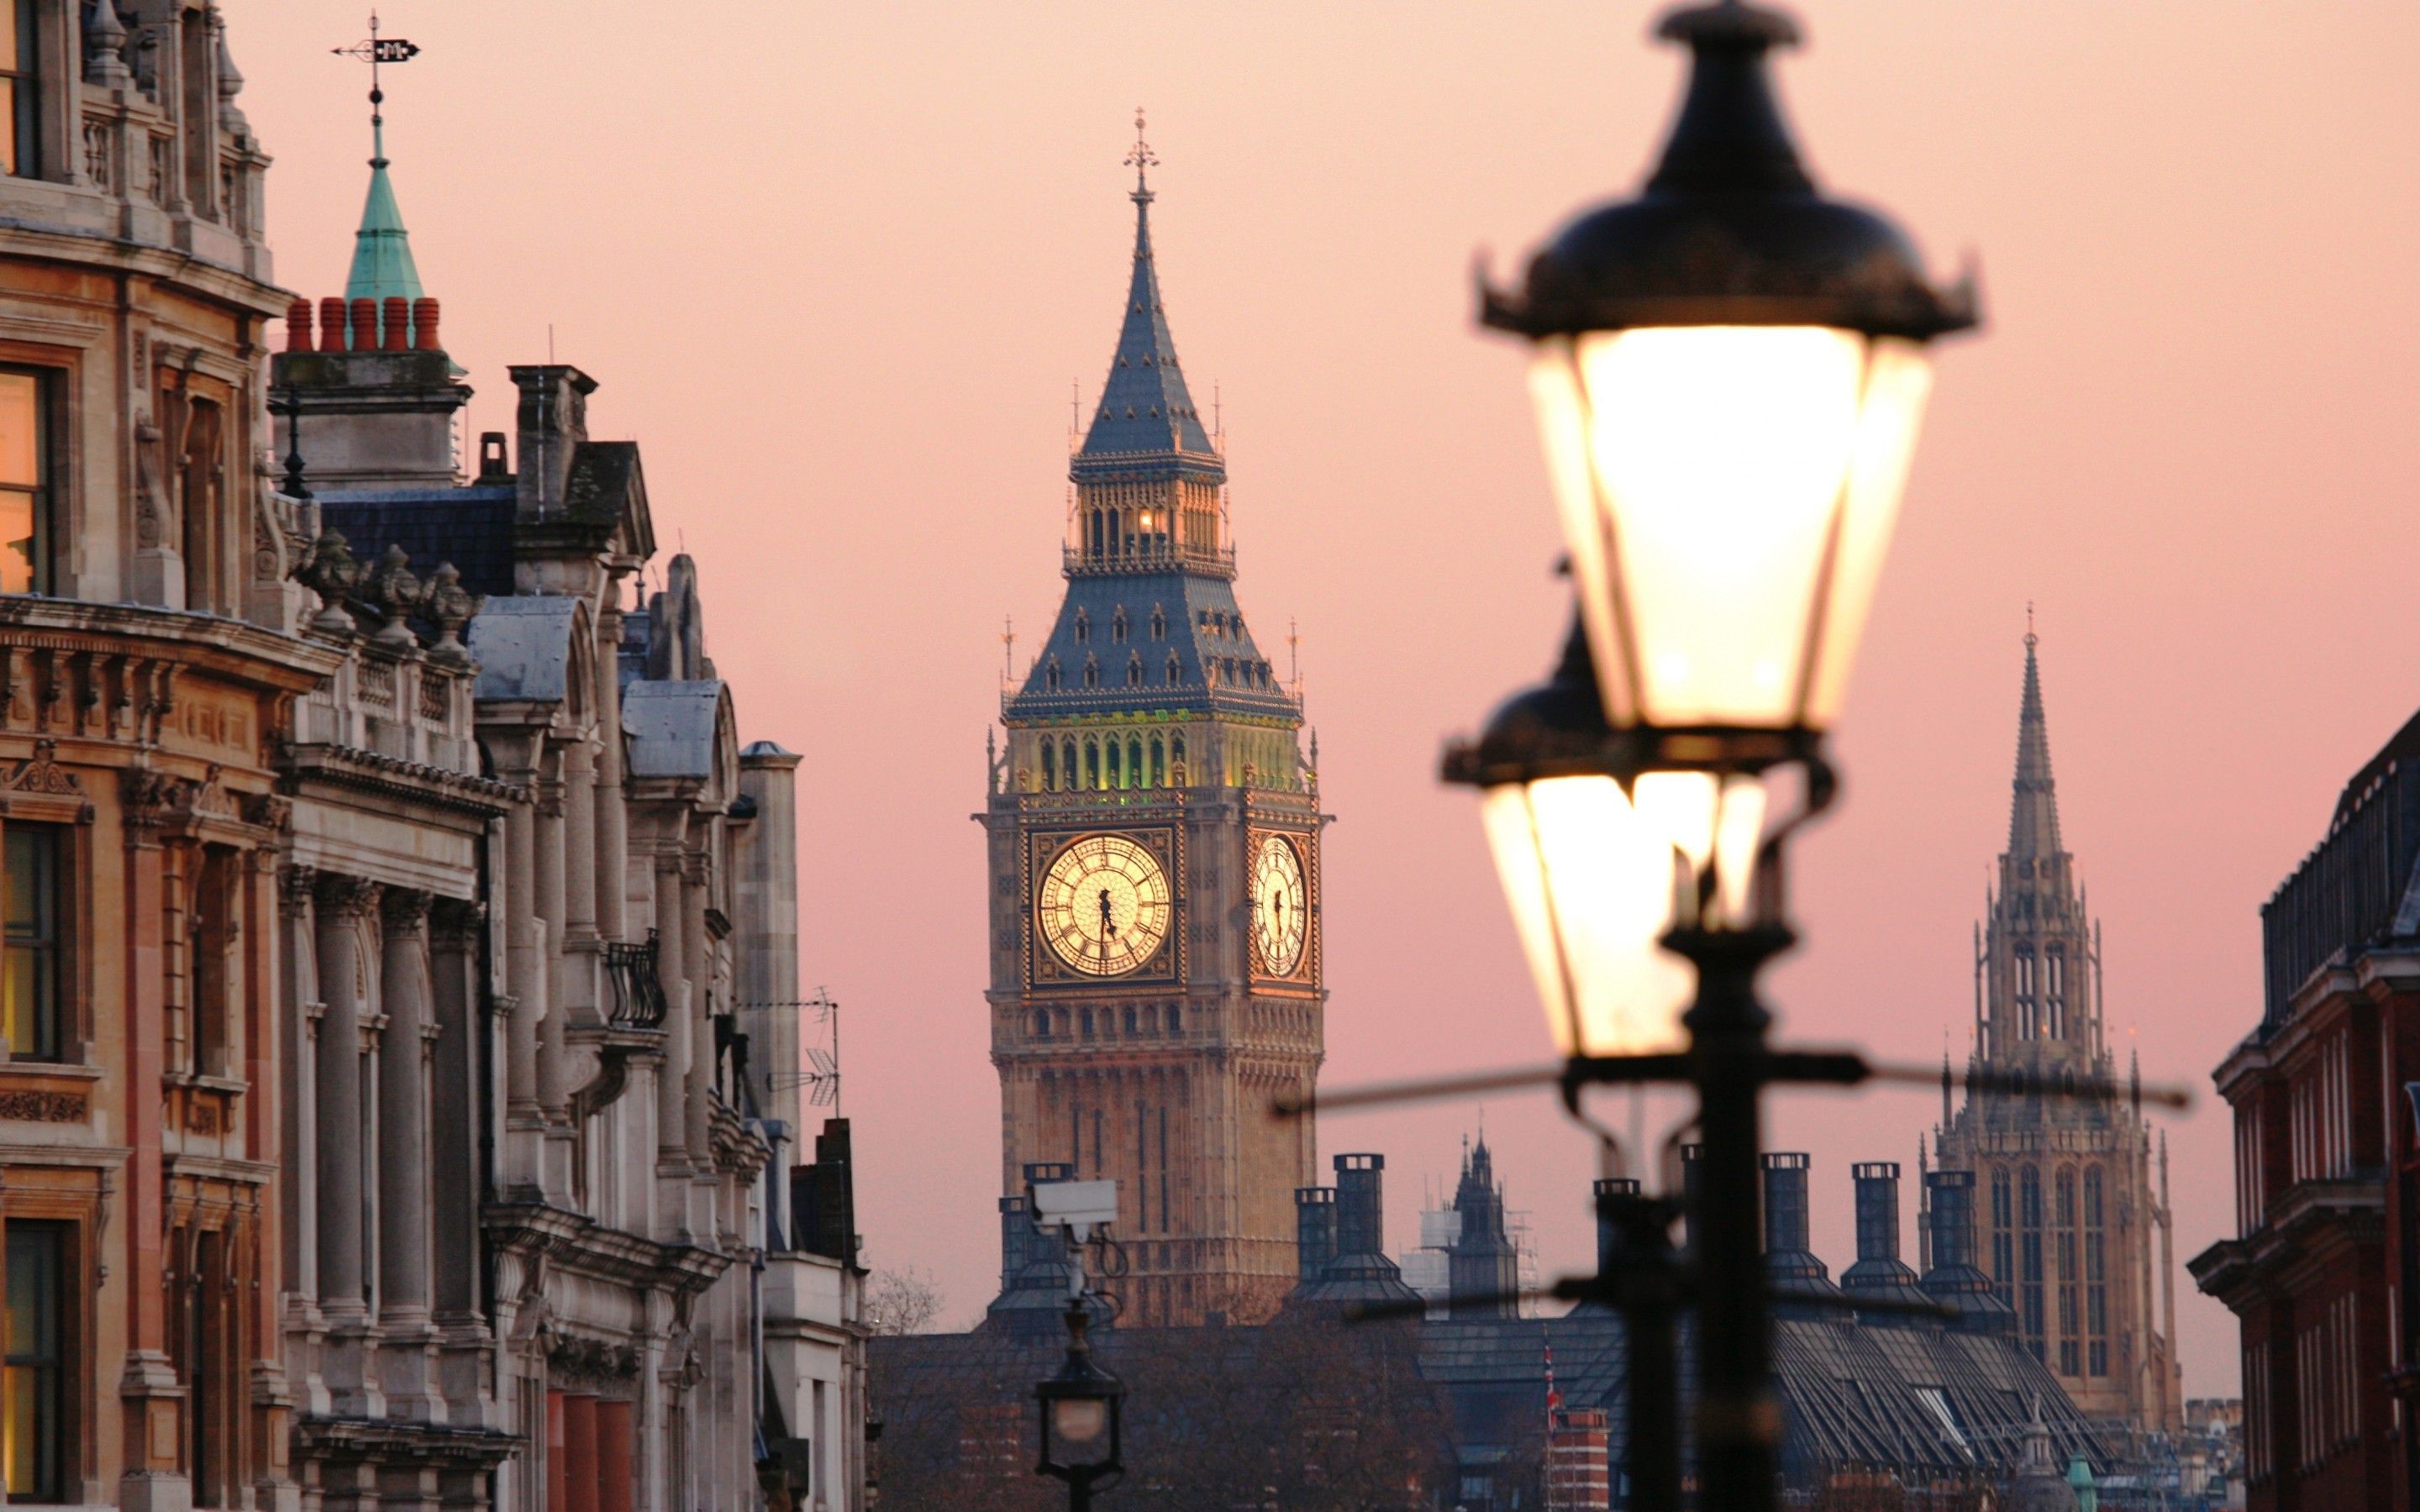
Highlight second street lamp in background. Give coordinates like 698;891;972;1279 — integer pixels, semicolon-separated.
1459;2;1980;1509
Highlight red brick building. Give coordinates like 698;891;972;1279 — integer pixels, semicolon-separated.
2191;710;2420;1508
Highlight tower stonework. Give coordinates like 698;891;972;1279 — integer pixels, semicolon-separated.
981;152;1323;1326
1933;634;2185;1432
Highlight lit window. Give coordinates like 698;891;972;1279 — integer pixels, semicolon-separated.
4;1220;67;1502
3;826;61;1062
0;372;52;593
0;1;37;181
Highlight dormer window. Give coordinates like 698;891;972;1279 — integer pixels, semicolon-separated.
1082;655;1098;689
1074;611;1090;644
1150;608;1165;641
1044;658;1061;691
1166;654;1181;685
1113;610;1128;644
1127;655;1144;688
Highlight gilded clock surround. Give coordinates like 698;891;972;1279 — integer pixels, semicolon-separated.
1028;828;1180;984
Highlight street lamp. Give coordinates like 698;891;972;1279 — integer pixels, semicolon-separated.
1035;1300;1124;1509
1465;3;1975;1509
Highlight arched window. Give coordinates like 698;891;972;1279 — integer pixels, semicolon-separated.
1042;743;1057;790
1107;739;1123;789
2018;1165;2045;1362
1166;1005;1181;1034
1123;1006;1138;1035
1128;656;1144;688
1085;739;1100;789
1034;1010;1050;1037
1128;737;1144;788
2045;946;2066;1039
1062;739;1077;788
1075;611;1091;644
1083;656;1098;689
1166;654;1182;685
1045;659;1061;691
1150;608;1165;641
1081;1009;1095;1037
1171;734;1186;781
1150;736;1165;787
1991;1168;2015;1308
2054;1167;2080;1375
2083;1165;2108;1376
1089;511;1104;555
2013;948;2036;1038
1113;611;1128;644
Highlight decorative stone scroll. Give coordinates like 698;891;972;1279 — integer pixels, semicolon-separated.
2;738;83;795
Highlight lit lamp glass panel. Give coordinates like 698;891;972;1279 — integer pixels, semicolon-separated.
0;373;38;594
1052;1397;1108;1446
1528;328;1932;731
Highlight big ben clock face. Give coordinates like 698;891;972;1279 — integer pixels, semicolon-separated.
1039;834;1174;977
1250;832;1308;978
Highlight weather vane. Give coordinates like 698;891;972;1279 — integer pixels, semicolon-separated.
333;12;420;165
1124;107;1157;196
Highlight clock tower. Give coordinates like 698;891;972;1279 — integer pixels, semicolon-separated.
981;134;1324;1326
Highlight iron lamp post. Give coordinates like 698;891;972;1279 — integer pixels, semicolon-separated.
1458;3;1975;1508
1035;1301;1124;1509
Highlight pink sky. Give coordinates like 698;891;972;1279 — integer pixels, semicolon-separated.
234;2;2420;1394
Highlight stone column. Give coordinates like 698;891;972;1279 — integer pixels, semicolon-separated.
655;848;692;1161
278;866;323;1308
377;889;445;1423
427;899;484;1323
592;597;631;944
118;784;183;1510
561;743;602;1048
313;873;385;1419
682;854;714;1163
535;768;569;1117
503;794;542;1121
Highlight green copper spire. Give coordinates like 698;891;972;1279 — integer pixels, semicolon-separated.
337;14;425;306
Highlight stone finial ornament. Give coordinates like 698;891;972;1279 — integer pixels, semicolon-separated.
82;0;130;88
366;543;423;647
292;528;368;635
423;562;482;664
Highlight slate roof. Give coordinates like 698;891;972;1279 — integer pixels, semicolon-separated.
466;596;579;703
318;486;518;600
1004;568;1298;723
1076;175;1216;467
623;680;729;780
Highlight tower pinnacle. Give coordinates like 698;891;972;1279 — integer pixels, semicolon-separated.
2007;623;2062;861
334;13;425;307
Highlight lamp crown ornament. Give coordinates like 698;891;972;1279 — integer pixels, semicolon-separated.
1482;0;1977;339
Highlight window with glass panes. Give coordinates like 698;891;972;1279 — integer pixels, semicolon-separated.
2055;1167;2080;1375
3;826;62;1061
0;370;48;593
0;0;34;179
2019;1164;2045;1362
2084;1165;2108;1376
4;1221;66;1503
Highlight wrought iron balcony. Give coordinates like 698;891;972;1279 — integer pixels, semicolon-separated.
604;931;670;1029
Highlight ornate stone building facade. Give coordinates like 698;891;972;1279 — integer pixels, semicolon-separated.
1930;634;2184;1433
982;144;1324;1326
0;3;335;1505
0;4;856;1509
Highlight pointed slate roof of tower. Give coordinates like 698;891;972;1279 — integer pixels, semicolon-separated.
1077;121;1215;463
345;115;426;305
2007;630;2063;861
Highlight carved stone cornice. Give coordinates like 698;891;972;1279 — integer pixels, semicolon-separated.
2;738;83;797
278;864;318;916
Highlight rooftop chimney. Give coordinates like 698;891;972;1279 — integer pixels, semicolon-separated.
1335;1152;1386;1258
1840;1161;1931;1319
1761;1152;1842;1317
510;364;597;518
1918;1169;2017;1335
1593;1177;1640;1281
1294;1186;1337;1284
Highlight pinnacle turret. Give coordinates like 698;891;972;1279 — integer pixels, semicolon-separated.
1078;116;1215;463
2007;630;2063;861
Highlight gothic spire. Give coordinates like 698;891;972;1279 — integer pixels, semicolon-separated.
2007;626;2063;861
1078;111;1215;461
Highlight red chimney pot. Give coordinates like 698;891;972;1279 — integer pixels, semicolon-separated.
284;299;313;353
381;297;409;352
348;298;376;354
320;297;349;353
413;297;440;353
